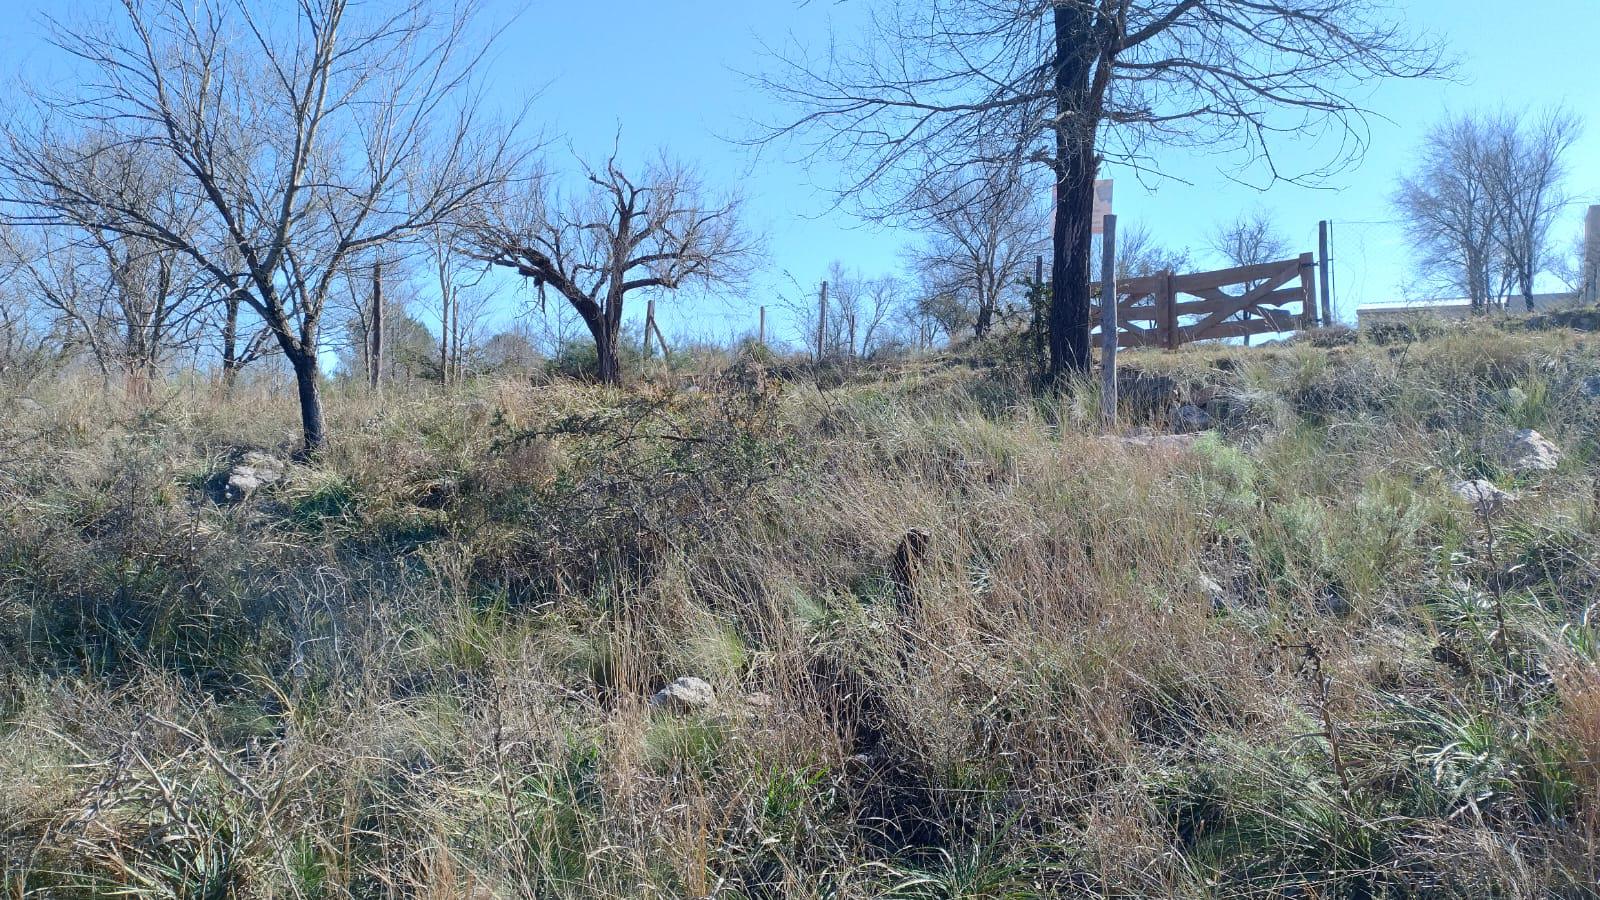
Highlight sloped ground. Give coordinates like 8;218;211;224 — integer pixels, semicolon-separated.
4;322;1600;897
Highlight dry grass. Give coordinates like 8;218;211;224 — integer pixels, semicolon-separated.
4;323;1600;897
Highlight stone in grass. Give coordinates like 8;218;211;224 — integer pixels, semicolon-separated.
223;451;289;502
1489;428;1562;474
650;676;716;714
1580;375;1600;400
1195;571;1230;612
1451;479;1515;515
1170;403;1214;434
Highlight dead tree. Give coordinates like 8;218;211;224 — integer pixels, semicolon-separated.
1484;108;1582;312
756;0;1443;382
1395;114;1518;312
0;0;522;454
470;153;752;384
909;162;1046;339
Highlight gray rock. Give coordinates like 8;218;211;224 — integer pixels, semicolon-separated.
1451;478;1515;515
1195;571;1230;612
224;468;264;501
222;452;288;502
1581;376;1600;400
1493;386;1528;408
9;397;44;416
1170;403;1213;434
650;676;715;714
238;451;287;482
1490;428;1562;474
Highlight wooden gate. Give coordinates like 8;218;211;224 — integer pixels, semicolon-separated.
1090;253;1319;349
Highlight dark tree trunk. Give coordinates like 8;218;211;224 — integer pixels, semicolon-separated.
582;313;621;385
289;349;327;457
974;301;993;338
369;261;384;391
221;290;242;395
1047;2;1097;384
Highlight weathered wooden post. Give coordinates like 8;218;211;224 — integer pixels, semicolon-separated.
1162;269;1178;350
1300;252;1319;331
1100;215;1118;426
1318;220;1333;326
1585;205;1599;305
818;280;828;361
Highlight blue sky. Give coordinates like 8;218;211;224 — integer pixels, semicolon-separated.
5;0;1598;348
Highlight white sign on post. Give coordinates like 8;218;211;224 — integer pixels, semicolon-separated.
1091;180;1113;234
1048;179;1116;235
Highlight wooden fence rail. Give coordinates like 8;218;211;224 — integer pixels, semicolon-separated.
1089;252;1318;350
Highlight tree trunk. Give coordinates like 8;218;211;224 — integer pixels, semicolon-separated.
974;300;993;338
582;313;621;385
369;261;384;391
221;290;242;395
1047;2;1096;384
289;349;327;457
439;287;451;386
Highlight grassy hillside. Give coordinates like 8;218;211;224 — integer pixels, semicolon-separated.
5;321;1600;897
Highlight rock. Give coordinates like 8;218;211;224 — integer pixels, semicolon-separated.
1581;375;1600;400
650;676;715;714
745;691;775;709
1493;386;1528;408
1316;588;1353;618
224;468;264;500
9;397;44;416
1170;403;1213;434
222;451;288;502
1489;428;1562;474
1195;572;1229;612
1451;478;1515;515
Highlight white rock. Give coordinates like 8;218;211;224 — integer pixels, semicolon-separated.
1195;572;1230;611
650;676;715;714
1490;428;1562;474
224;467;264;500
1452;478;1515;515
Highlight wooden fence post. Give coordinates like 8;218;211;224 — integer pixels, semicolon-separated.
1300;252;1319;330
818;280;828;361
1162;269;1178;350
1100;214;1118;426
1318;221;1333;326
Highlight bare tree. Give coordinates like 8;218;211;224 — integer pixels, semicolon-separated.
0;143;211;394
1094;220;1188;282
469;152;752;384
1394;114;1509;312
1396;109;1582;313
824;262;906;358
1484;108;1582;311
756;0;1442;382
0;0;523;454
908;162;1046;338
1210;209;1289;343
427;224;498;385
